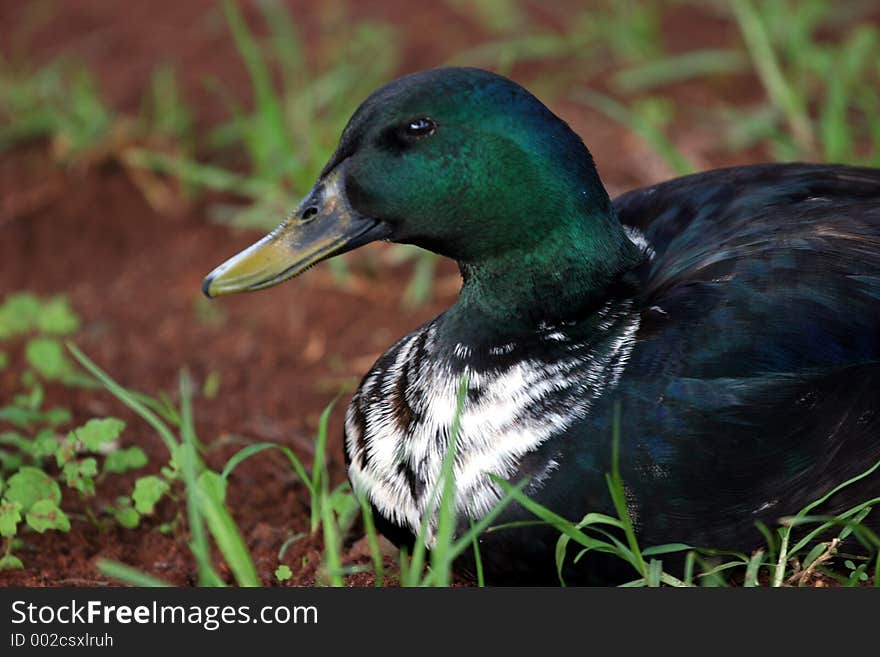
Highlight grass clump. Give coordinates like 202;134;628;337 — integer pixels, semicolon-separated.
0;59;112;161
490;404;879;587
0;294;153;569
568;0;880;172
75;346;354;587
0;53;196;216
71;345;258;587
0;56;193;163
83;357;879;587
727;0;880;164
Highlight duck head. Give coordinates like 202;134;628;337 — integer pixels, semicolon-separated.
204;67;639;326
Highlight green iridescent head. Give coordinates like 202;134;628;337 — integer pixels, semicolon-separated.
204;67;637;324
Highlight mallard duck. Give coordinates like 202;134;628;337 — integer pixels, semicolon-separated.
204;67;880;585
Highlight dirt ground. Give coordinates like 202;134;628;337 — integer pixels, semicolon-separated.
0;1;786;586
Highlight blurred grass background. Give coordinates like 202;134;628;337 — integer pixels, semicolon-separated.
2;0;879;304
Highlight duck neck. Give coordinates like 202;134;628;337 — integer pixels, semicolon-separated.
446;210;643;340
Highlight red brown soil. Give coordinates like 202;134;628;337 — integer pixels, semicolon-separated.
0;1;797;586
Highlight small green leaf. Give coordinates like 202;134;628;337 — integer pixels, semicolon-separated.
62;458;98;496
54;440;76;467
45;407;72;426
36;297;80;335
275;564;292;581
32;429;59;459
0;500;23;536
0;431;31;453
0;351;8;370
103;447;149;474
0;451;24;472
168;444;186;472
26;499;71;533
198;470;227;502
801;542;828;570
14;380;43;411
0;293;42;338
4;467;62;511
0;406;41;429
132;475;170;515
0;554;24;569
25;338;72;380
70;417;126;452
330;484;359;534
113;504;140;529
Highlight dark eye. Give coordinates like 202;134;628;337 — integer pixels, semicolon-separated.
403;117;436;139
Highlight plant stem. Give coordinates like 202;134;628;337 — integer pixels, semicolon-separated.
773;528;790;587
730;0;815;156
3;536;11;558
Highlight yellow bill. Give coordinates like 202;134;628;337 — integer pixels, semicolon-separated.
203;171;388;298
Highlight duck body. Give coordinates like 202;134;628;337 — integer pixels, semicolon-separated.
203;68;880;585
346;163;880;584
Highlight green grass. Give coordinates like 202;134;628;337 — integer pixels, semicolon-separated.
0;57;112;159
69;345;258;586
729;0;879;164
76;349;878;587
452;0;877;171
0;293;157;570
571;0;880;168
572;90;697;176
67;343;369;587
489;403;879;587
448;0;664;78
0;50;196;220
0;55;193;166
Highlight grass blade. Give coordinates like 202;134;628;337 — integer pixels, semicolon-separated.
358;495;384;588
222;0;292;177
123;148;277;198
179;371;225;587
67;343;178;455
195;471;260;587
606;403;646;576
425;377;468;586
572;89;695;176
219;441;315;500
646;559;662;587
469;517;485;587
743;549;765;587
730;0;814;155
310;398;336;532
319;483;345;587
613;49;747;93
96;559;172;587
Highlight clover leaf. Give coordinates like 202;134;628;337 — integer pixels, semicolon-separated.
26;499;71;533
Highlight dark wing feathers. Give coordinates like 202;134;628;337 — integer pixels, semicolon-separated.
600;164;880;548
615;163;880;377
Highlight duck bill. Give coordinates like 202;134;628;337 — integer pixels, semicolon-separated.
203;172;387;298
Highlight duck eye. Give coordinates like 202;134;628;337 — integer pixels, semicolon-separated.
403;117;436;139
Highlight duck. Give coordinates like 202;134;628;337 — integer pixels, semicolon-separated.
203;67;880;585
